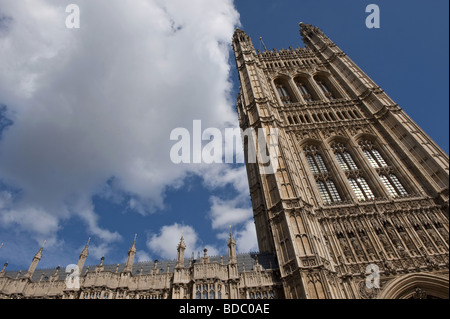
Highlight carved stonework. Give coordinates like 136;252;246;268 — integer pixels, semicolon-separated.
358;280;380;299
412;288;428;300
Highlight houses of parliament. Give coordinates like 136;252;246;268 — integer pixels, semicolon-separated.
0;23;448;299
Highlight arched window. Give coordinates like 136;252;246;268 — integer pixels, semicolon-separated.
363;148;388;168
295;78;315;102
330;112;337;121
305;114;312;123
317;180;342;204
360;140;409;198
314;76;337;100
333;142;376;201
335;151;359;171
304;145;342;204
306;153;328;174
275;80;294;105
318;113;325;122
196;284;218;299
312;114;319;122
380;174;408;197
287;116;293;125
348;177;375;201
217;285;222;300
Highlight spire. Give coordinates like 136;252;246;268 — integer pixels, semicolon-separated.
123;234;137;274
176;235;186;268
299;22;333;50
77;237;90;271
228;227;237;264
24;240;46;280
0;261;7;277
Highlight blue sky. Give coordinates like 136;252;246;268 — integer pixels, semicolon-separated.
0;0;448;271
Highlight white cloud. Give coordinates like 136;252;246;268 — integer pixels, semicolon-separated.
209;196;253;230
235;220;258;253
136;250;152;263
0;0;241;256
147;223;219;260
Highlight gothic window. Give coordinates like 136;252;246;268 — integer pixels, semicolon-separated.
336;152;358;171
380;174;408;197
288;116;293;125
317;181;332;203
348;177;375;201
315;78;336;100
304;145;342;204
295;79;315;102
196;283;216;299
363;148;388;168
196;286;201;299
275;80;294;105
217;285;222;300
306;153;328;174
325;180;342;203
305;114;312;123
360;140;409;198
332;143;376;201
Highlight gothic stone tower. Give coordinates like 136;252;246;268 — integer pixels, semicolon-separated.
232;23;449;299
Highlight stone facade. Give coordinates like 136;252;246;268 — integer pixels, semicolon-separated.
232;23;449;299
0;234;283;299
0;23;448;300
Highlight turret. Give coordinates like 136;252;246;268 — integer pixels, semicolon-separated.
77;237;90;272
176;235;186;268
227;229;237;264
0;262;7;277
123;234;137;274
24;240;46;280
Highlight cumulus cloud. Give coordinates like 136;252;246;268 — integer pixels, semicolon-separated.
209;196;252;230
235;220;258;253
147;223;219;260
201;165;253;231
0;0;244;261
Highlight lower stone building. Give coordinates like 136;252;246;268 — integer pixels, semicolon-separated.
0;233;284;299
